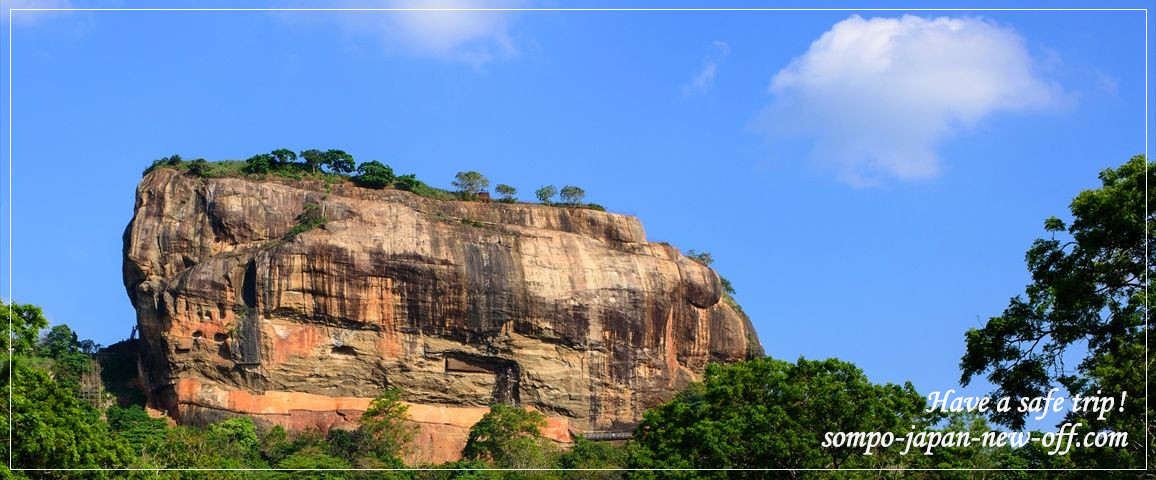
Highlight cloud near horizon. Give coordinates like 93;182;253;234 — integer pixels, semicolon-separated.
759;15;1065;185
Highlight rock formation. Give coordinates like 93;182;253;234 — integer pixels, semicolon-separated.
122;168;762;462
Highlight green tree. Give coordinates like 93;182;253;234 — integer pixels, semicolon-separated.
959;155;1151;467
626;357;932;477
39;324;79;358
143;154;184;176
352;161;396;189
208;417;262;464
559;185;585;205
260;425;295;465
395;174;421;192
244;153;275;174
271;148;298;166
301;149;325;174
32;323;95;393
274;446;352;480
322;149;356;174
107;405;168;456
187;158;210;176
6;365;134;470
684;249;714;266
557;436;625;477
494;184;517;203
356;387;417;462
142;425;253;472
453;171;490;199
462;403;553;468
2;300;48;355
535;185;557;205
2;300;49;357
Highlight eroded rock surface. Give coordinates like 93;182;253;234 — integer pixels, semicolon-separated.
123;168;763;462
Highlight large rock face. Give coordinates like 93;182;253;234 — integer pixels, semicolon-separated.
123;168;762;462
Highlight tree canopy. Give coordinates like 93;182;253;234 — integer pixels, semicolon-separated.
535;185;557;204
353;160;396;189
3;299;48;355
453;171;490;199
959;155;1152;467
626;357;932;477
356;387;418;462
495;184;517;202
300;149;325;173
462;403;553;468
559;185;585;205
321;149;355;174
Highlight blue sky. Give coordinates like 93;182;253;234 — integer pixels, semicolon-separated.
1;2;1151;425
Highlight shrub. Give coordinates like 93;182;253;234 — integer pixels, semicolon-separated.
684;249;714;266
244;153;275;174
187;159;209;176
284;202;327;240
394;174;420;192
142;154;183;176
352;161;395;189
720;277;736;296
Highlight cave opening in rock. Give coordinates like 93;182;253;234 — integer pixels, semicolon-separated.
242;260;257;308
444;353;521;405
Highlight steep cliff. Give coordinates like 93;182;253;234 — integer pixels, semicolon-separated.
123;168;762;462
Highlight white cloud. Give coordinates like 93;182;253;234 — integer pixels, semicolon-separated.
758;15;1064;185
683;40;730;96
282;0;523;67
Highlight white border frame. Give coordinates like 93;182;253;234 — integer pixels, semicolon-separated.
4;4;1151;476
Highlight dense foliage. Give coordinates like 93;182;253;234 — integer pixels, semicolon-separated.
352;161;395;189
0;301;1139;477
960;155;1151;468
463;403;553;468
626;357;932;476
5;155;1144;476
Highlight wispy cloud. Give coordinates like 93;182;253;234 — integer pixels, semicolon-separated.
682;40;730;96
278;0;524;67
1095;71;1119;95
756;15;1065;186
3;0;75;25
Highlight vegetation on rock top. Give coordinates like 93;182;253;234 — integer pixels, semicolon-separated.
8;154;1143;475
143;150;607;211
